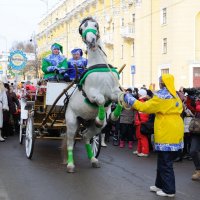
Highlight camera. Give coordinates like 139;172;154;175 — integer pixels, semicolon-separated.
183;88;200;100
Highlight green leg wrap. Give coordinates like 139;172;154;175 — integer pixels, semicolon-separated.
67;149;74;164
85;144;94;159
113;103;123;118
98;105;105;121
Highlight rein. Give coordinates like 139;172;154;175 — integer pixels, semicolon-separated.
96;48;130;110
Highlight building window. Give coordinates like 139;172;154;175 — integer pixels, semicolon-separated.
135;0;142;6
110;0;113;7
131;42;135;57
121;18;124;26
161;8;167;24
112;23;114;32
132;13;135;25
162;38;167;54
121;45;124;59
161;68;169;74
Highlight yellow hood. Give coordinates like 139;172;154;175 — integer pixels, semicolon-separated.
162;74;177;98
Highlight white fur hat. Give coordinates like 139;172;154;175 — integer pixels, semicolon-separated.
138;89;147;98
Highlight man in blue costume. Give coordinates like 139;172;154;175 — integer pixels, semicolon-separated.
42;43;69;81
67;48;87;81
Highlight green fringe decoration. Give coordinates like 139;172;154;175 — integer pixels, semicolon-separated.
113;103;123;118
98;105;105;121
67;149;74;164
85;144;94;159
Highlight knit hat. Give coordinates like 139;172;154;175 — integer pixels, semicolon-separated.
71;48;83;56
138;89;147;98
126;88;133;93
51;43;63;53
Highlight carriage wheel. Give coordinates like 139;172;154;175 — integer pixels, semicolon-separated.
19;119;24;144
25;116;35;159
90;133;101;158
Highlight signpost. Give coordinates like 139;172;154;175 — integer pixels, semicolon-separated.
131;65;135;87
8;50;27;91
8;50;27;71
131;65;136;74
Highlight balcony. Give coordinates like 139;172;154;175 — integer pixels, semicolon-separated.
102;33;114;46
120;23;135;40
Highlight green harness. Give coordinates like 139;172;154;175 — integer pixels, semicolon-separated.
79;67;120;108
79;67;120;87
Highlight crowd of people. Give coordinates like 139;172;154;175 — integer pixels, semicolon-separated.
101;74;200;197
1;43;200;198
0;81;20;142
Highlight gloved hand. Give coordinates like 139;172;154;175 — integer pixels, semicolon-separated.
63;72;70;82
59;68;67;75
47;66;58;72
124;93;136;106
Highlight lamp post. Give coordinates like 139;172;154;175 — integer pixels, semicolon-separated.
30;32;39;79
40;0;49;13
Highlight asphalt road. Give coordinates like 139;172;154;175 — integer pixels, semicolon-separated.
0;136;199;200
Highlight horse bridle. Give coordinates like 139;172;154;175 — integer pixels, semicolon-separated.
79;17;100;41
79;17;107;56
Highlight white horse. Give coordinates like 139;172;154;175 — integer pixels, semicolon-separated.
65;17;122;173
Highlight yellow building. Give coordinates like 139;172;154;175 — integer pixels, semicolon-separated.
37;0;200;89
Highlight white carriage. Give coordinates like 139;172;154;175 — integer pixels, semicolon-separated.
19;81;101;159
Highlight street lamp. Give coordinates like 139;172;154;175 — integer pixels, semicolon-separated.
30;32;39;78
40;0;49;13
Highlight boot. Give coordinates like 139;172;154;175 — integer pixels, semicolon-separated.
119;140;125;148
0;129;5;142
101;133;107;147
191;170;200;181
128;141;133;149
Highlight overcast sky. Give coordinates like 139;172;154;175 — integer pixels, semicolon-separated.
0;0;59;52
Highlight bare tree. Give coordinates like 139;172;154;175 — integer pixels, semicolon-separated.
10;40;38;79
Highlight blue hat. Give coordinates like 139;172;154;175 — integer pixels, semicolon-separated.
71;48;83;56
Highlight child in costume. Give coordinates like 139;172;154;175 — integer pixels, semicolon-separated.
67;48;87;81
42;43;68;81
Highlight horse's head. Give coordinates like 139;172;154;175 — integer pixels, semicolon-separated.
79;17;100;50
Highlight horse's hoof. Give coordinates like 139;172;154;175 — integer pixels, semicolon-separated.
92;162;101;168
67;164;75;173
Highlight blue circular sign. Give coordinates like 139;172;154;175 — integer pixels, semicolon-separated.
8;50;27;70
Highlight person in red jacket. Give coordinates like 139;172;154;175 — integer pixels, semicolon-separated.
133;89;150;157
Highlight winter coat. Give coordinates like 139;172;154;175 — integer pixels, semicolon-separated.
132;74;184;151
67;57;87;80
120;108;135;124
183;103;194;133
42;44;68;79
0;91;9;128
6;91;20;114
135;98;149;125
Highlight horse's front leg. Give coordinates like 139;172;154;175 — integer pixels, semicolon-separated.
83;124;102;168
87;88;106;127
109;89;123;122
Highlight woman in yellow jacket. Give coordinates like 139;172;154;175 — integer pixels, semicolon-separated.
124;74;184;198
